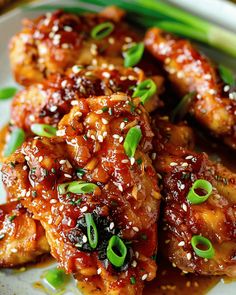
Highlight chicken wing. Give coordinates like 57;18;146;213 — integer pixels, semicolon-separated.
2;93;161;294
145;28;236;149
0;201;49;267
10;66;163;133
9;7;141;86
152;116;236;277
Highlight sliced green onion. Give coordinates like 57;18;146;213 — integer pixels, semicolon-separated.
31;124;57;138
58;182;72;195
171;92;196;122
4;128;25;157
85;213;98;249
132;79;157;104
187;179;212;204
0;87;17;100
44;268;68;290
124;126;142;158
68;181;98;194
191;235;215;259
219;65;235;86
123;43;144;68
130;276;136;285
91;22;114;40
107;235;127;267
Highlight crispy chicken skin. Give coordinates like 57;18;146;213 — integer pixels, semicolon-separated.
11;66;163;133
145;28;236;149
0;201;49;267
9;7;141;86
152;117;236;276
2;94;160;294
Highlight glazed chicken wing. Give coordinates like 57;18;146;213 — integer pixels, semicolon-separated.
152;117;236;276
0;201;49;267
145;28;236;149
9;7;141;86
10;66;163;133
2;94;161;294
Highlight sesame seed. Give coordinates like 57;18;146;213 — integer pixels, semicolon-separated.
56;129;66;136
48;216;53;225
50;105;57;112
109;222;115;230
135;251;139;258
81;206;88;213
25;156;30;161
82;235;87;243
113;134;120;139
103;131;108;137
187;253;192;260
59;160;67;164
91;135;96;140
132;260;137;267
185;155;193;160
23;165;28;171
64;26;72;32
119;136;124;143
118;184;123;192
97;268;102;275
74;111;82;117
98;135;104;142
102;118;108;125
26;191;31;197
182;203;188;212
72;65;82;74
50;199;57;204
62;43;70;49
61;80;67;88
141;274;148;281
224;85;230;92
209;89;216;95
229;92;236;100
96;110;103;114
64;174;72;178
52;25;59;32
180;184;185;190
130;157;135;165
170;162;177;166
38;156;43;162
121;159;129;163
181;162;188;167
11;248;18;253
178;241;185;247
132;227;139;232
120;122;125;129
108;37;115;44
151;153;157;160
102;72;111;78
71;100;79;106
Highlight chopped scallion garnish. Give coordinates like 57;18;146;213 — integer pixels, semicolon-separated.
124;126;142;157
91;22;114;40
191;235;215;259
107;235;127;267
4;128;25;157
123;43;144;68
58;181;98;195
171;92;196;122
219;65;235;86
85;213;98;249
0;87;17;100
44;268;68;290
132;79;157;104
187;179;212;204
130;276;136;285
31;124;57;138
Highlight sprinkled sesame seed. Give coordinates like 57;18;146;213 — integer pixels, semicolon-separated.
59;160;67;164
71;100;79;106
62;43;70;49
52;25;59;32
82;235;88;243
102;118;108;125
56;129;66;136
135;251;139;258
11;248;18;253
98;135;104;142
178;241;185;247
81;206;88;213
102;72;111;78
38;156;43;162
181;162;188;167
25;156;30;161
130;157;135;165
182;203;188;212
74;111;82;117
119;136;124;143
132;227;139;232
229;92;236;100
121;159;129;163
185;155;193;160
141;274;148;281
170;162;177;166
103;131;108;137
61;80;67;88
64;26;72;32
50;199;57;204
208;89;216;95
50;105;57;112
91;135;96;140
109;222;115;230
72;65;82;74
118;184;123;192
120;122;125;129
64;174;72;178
224;85;230;92
132;260;137;267
113;134;120;139
48;216;53;225
108;37;115;44
26;191;31;197
187;253;192;260
97;268;102;275
96;110;103;114
151;153;157;160
23;165;28;171
180;184;185;190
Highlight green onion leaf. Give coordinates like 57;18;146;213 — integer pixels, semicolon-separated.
124;126;142;158
4;128;25;157
58;181;98;195
58;182;71;195
0;87;17;100
187;179;212;205
123;43;144;68
130;276;136;285
107;235;127;267
44;268;68;290
85;213;98;249
91;22;114;40
31;124;57;138
171;92;196;122
219;65;235;86
191;235;215;259
132;79;157;104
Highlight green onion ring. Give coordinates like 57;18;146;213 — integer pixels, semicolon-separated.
107;235;127;267
31;124;57;138
91;22;114;40
58;181;98;195
123;42;144;68
187;179;212;204
219;64;235;86
44;268;68;290
4;128;25;157
191;235;215;259
0;87;17;100
85;213;98;249
132;79;157;104
123;126;142;157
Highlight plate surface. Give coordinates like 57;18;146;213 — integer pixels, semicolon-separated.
0;0;235;294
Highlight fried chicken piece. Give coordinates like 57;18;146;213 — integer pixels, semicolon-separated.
145;28;236;149
9;7;141;86
10;66;163;133
152;116;236;277
0;201;49;267
2;93;160;294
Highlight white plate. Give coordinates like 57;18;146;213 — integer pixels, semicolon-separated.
0;0;235;294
